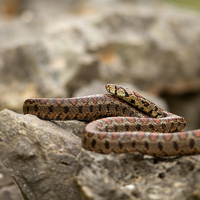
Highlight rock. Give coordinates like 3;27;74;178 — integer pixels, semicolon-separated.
0;109;200;200
0;185;24;200
0;160;24;200
0;42;68;112
0;109;83;200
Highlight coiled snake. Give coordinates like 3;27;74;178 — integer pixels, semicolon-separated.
23;84;200;156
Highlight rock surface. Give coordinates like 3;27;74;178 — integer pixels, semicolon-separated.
1;109;200;200
0;160;24;200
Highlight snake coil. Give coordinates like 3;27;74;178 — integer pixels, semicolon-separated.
23;84;200;156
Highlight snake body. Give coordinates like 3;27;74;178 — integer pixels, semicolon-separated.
23;84;200;156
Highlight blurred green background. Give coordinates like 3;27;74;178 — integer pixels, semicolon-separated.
163;0;200;10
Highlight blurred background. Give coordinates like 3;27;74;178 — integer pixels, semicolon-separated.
0;0;200;198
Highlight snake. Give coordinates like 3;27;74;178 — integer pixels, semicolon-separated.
23;84;200;157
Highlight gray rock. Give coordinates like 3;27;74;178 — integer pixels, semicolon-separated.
0;185;24;200
0;160;24;200
0;109;82;200
1;109;200;200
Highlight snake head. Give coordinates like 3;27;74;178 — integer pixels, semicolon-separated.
105;84;168;118
105;84;129;97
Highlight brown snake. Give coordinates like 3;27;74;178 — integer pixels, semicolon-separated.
23;84;200;156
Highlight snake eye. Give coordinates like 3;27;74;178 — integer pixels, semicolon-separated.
116;88;125;96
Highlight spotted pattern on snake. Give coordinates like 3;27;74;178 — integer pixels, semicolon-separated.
23;84;200;157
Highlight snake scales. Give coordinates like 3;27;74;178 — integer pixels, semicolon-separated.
23;84;200;156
